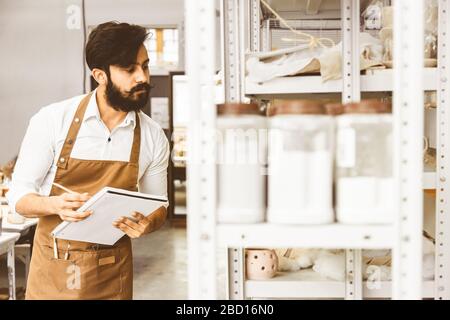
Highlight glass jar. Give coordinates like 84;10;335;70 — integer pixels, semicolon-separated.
216;103;267;223
267;100;334;224
336;100;393;224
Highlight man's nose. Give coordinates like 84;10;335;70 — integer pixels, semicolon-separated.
134;66;148;83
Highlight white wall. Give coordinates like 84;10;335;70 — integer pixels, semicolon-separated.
85;0;183;26
0;0;185;164
0;0;84;164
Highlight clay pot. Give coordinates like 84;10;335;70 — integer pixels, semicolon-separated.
245;248;278;280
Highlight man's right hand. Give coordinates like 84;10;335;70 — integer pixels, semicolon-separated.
50;192;92;222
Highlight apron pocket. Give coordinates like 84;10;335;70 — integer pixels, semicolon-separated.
41;245;128;299
41;245;84;294
81;248;123;299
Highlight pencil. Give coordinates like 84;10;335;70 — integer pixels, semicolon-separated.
52;182;76;194
53;236;58;259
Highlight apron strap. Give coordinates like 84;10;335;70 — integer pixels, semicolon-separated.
57;92;93;169
129;111;141;166
57;92;142;169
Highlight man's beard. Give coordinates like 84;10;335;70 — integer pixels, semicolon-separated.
105;77;151;112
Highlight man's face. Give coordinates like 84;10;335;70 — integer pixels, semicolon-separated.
105;45;151;112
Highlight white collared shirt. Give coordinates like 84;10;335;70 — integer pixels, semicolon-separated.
6;90;170;213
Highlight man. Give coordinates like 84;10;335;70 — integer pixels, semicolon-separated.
6;22;170;300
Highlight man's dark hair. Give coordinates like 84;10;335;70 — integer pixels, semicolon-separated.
86;21;148;72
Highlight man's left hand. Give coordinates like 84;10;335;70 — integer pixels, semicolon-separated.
113;212;152;239
113;206;167;239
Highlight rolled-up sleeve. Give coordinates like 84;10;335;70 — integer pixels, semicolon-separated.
6;108;54;213
139;129;170;206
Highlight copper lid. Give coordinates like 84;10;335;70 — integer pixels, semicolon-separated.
324;103;345;116
266;103;277;117
344;100;392;114
217;103;262;116
271;100;325;116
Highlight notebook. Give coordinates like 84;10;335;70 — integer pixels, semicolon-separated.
51;187;168;245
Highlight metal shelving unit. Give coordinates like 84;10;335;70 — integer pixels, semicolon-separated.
245;269;435;299
217;224;394;248
245;68;439;96
186;0;450;300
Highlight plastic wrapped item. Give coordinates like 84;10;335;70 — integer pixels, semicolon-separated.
381;5;393;28
216;103;267;223
379;26;393;64
246;44;324;83
276;234;435;281
381;1;438;67
424;103;437;151
246;33;383;83
425;91;437;109
423;137;436;171
336;100;393;224
312;251;346;281
424;0;438;61
267;100;334;224
362;1;384;31
424;34;438;60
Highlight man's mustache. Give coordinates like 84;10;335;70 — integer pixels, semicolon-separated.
128;83;153;94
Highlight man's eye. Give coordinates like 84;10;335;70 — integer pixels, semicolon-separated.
143;64;149;70
127;67;135;73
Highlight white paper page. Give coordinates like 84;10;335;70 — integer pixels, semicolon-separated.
53;190;167;245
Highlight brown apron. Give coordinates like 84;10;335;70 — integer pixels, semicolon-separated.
26;92;140;300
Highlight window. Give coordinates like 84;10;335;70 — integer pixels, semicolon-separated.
145;28;179;69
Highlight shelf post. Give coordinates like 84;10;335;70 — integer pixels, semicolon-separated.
392;0;424;300
222;0;247;299
261;19;271;52
227;248;246;299
185;0;217;299
341;0;361;103
345;249;362;299
223;0;242;102
250;0;260;52
341;0;362;300
435;0;450;300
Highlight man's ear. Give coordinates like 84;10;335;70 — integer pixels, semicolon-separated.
91;68;108;85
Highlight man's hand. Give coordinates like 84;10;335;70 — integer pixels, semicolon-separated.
50;192;92;222
113;206;167;239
